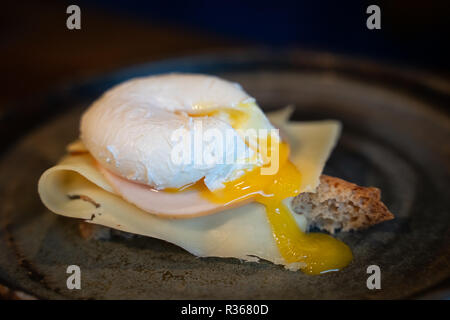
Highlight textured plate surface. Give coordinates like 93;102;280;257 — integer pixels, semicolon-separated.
0;51;449;299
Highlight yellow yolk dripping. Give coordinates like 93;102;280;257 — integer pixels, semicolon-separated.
201;142;353;275
177;105;352;274
189;108;249;129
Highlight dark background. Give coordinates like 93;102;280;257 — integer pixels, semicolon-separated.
0;0;449;108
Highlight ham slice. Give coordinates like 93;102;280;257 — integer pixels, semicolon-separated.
97;164;251;218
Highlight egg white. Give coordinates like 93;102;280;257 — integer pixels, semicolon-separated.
80;74;275;191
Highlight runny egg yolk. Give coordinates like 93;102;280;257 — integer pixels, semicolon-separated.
178;105;352;274
189;108;249;129
200;141;352;275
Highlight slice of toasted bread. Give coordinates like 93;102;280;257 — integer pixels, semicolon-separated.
78;175;394;239
291;175;394;233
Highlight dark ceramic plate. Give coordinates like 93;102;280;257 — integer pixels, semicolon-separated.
0;51;449;299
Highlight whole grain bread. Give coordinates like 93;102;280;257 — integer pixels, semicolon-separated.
291;175;394;233
79;175;394;239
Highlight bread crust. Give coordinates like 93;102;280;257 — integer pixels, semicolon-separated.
292;175;394;233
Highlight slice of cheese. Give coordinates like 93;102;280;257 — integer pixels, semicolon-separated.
38;111;341;268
